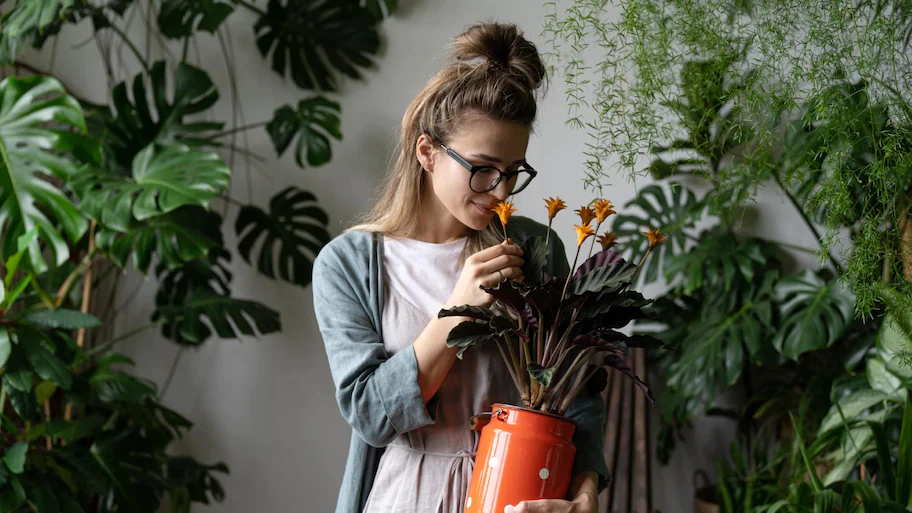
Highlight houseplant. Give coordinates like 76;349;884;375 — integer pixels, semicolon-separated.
540;0;912;507
439;198;665;512
0;0;399;509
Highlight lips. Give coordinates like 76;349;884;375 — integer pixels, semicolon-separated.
474;203;494;215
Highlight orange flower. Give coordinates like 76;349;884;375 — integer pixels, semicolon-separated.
575;206;596;226
597;232;618;250
574;224;595;246
594;199;616;223
493;201;516;227
643;228;666;249
545;197;567;220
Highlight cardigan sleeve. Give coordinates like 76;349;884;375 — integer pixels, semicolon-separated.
547;227;611;494
312;243;439;448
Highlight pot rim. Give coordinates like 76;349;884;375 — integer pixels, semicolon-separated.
491;402;578;426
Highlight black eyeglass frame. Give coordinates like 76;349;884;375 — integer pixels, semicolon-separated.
437;142;538;194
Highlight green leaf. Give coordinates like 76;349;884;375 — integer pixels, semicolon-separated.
445;320;497;359
2;442;27;474
43;415;105;442
154;288;281;345
612;182;703;284
527;363;555;387
90;369;156;403
23;308;102;329
772;270;856;360
157;0;236;39
869;421;896;501
267;97;342;168
96;206;223;274
70;144;229;232
879;314;912;379
3;348;32;392
0;327;10;369
665;272;777;410
2;0;74;39
21;337;72;389
897;396;912;506
235;187;331;287
0;75;95;273
819;389;889;434
866;358;903;396
33;380;56;404
253;0;380;92
94;61;222;170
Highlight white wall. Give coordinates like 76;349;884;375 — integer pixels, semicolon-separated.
23;1;827;512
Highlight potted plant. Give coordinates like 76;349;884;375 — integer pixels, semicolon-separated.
438;198;665;512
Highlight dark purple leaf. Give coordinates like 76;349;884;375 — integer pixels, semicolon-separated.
603;354;654;403
573;248;626;281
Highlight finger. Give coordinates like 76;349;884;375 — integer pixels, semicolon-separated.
511;499;572;512
479;254;523;276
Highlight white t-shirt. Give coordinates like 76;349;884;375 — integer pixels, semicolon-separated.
381;234;468;320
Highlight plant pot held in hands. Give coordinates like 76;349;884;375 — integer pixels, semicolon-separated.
439;198;666;512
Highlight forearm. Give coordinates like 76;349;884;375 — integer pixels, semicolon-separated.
567;471;599;503
413;304;469;403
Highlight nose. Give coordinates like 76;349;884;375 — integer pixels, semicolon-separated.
491;179;512;200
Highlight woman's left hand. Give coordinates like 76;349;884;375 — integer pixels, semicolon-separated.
504;491;597;513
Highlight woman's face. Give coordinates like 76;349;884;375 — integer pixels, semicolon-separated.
417;117;531;233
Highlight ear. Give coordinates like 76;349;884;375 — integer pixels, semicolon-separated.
416;133;437;173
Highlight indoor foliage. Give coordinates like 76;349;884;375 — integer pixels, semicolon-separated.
0;0;397;511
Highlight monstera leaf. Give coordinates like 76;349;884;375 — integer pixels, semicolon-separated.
154;288;280;345
0;75;98;273
101;61;222;170
267;97;342;168
664;228;781;306
772;270;856;360
666;271;777;407
253;0;380;91
235;187;331;287
612;182;703;284
94;206;223;274
157;0;236;39
70;143;229;233
1;0;73;39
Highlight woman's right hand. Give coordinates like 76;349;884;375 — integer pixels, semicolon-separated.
445;238;525;310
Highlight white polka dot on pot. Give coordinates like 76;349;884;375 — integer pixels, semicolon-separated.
466;496;472;508
539;468;550;480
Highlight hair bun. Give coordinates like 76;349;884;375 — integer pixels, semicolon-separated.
449;22;546;92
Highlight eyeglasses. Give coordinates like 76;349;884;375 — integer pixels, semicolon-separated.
438;142;538;195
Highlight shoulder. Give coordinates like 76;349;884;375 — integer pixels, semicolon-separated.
313;229;374;275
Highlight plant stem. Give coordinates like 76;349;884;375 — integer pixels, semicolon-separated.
105;20;151;72
0;382;6;435
86;320;169;357
204;121;270;140
559;363;600;415
237;0;267;16
772;173;843;273
495;338;525;404
54;246;97;308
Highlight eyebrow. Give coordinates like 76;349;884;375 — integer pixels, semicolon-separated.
470;153;527;165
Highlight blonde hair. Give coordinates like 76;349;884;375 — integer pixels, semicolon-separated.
345;21;548;266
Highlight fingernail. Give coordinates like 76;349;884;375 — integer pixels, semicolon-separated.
504;506;514;513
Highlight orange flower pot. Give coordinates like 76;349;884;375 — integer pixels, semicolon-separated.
464;403;577;512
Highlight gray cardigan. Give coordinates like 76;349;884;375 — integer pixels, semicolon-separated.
312;215;609;513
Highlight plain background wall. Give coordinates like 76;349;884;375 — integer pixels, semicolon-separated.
21;1;827;511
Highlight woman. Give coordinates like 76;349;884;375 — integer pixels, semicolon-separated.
312;21;608;513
